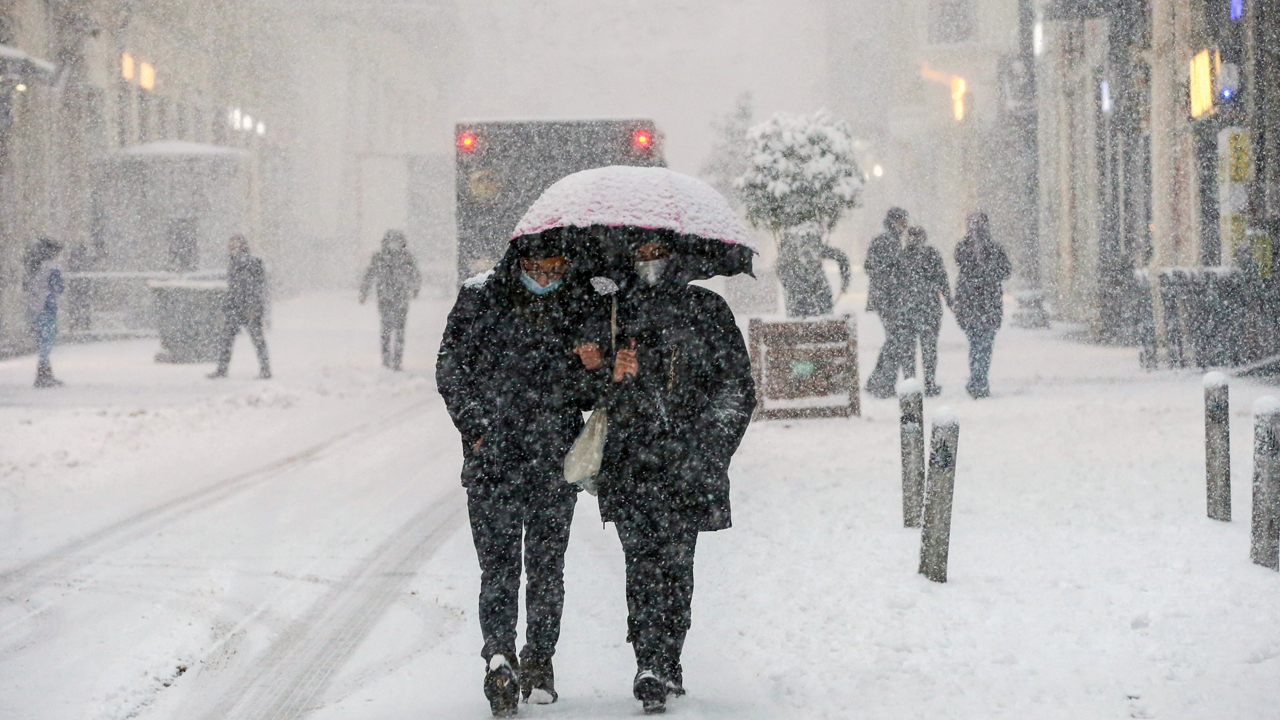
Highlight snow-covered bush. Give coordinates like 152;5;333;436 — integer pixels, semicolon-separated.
735;110;864;235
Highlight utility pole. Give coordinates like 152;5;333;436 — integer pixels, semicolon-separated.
1010;0;1048;328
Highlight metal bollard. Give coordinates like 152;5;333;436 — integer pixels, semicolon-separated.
1204;372;1231;522
898;378;925;528
1252;397;1280;571
919;408;960;583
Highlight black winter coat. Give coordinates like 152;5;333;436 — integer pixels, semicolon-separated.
864;231;904;314
953;234;1012;332
360;248;423;310
226;253;267;319
898;243;950;327
437;260;606;489
596;282;756;532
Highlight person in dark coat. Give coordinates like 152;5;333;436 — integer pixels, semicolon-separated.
595;235;756;714
23;238;66;388
864;207;912;398
209;236;271;379
436;231;606;717
777;223;851;317
359;229;423;370
899;227;951;396
953;212;1012;398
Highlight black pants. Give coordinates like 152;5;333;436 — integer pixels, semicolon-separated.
964;326;998;392
903;315;941;389
615;508;698;676
379;303;408;369
216;312;269;374
867;313;913;392
467;481;577;663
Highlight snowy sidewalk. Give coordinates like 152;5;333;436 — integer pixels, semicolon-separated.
2;292;1278;719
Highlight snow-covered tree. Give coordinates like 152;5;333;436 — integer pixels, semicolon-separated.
735;110;864;236
700;93;754;210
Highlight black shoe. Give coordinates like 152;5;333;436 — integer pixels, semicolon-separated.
258;368;272;380
966;384;989;399
33;375;63;389
207;370;227;379
664;663;685;697
634;669;667;714
519;655;557;704
484;653;520;718
866;383;895;399
925;383;942;397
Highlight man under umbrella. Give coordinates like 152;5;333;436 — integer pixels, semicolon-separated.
359;229;423;370
208;235;271;380
595;231;756;714
436;230;605;717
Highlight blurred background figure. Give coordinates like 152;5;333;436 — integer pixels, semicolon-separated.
23;238;66;388
209;236;271;380
898;226;950;396
864;207;910;398
776;222;850;317
953;212;1011;399
360;229;423;371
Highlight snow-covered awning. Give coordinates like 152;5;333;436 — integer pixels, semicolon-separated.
0;43;56;80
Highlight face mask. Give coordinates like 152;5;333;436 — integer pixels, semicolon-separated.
520;270;563;295
635;258;668;286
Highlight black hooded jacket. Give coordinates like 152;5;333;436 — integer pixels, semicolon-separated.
595;279;756;532
953;233;1012;332
437;246;607;489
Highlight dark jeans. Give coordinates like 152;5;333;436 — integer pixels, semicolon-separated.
216;312;270;374
467;481;577;663
867;313;913;392
904;316;941;388
615;507;698;676
379;306;407;369
964;326;998;392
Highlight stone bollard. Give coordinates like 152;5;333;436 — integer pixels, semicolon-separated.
1204;372;1231;522
898;378;925;528
919;408;960;583
1252;397;1280;571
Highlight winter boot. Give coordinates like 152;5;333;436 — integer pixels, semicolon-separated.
519;655;557;704
207;368;228;379
925;382;942;397
484;653;520;718
34;361;62;389
633;669;667;714
664;662;685;697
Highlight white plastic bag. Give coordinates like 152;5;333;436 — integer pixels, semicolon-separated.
564;408;607;494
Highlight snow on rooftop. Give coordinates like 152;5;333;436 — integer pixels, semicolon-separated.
511;166;752;248
1203;371;1228;389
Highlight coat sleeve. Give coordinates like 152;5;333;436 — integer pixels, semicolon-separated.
436;288;490;443
695;294;757;468
358;255;377;302
929;248;951;301
995;244;1013;283
822;245;852;293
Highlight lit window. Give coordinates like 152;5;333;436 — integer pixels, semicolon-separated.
140;62;155;91
122;53;135;81
1189;50;1213;118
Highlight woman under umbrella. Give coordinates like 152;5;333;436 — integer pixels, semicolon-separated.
512;166;757;714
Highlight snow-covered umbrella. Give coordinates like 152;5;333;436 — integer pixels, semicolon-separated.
510;165;756;281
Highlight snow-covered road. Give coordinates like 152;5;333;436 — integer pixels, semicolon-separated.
1;290;1278;719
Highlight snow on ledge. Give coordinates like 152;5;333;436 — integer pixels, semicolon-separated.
1254;396;1280;419
896;378;923;397
932;406;959;427
1203;371;1228;389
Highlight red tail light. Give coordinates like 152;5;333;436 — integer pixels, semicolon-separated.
632;129;653;150
458;132;478;152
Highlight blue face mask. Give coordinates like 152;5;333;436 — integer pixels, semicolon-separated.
520;270;564;295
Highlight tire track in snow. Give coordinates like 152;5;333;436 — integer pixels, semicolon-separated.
194;492;465;720
0;400;433;611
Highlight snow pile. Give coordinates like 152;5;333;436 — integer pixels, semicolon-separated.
896;378;924;397
735;109;863;233
932;405;958;427
1202;371;1228;389
1254;395;1280;418
510;166;752;247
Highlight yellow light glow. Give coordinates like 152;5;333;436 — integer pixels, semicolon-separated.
122;53;134;81
140;62;155;91
1190;49;1213;118
922;62;968;122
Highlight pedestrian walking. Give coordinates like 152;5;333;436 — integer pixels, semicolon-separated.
864;207;912;398
359;229;422;370
899;227;950;396
953;211;1011;398
777;222;851;317
23;238;66;388
436;231;606;717
596;236;756;715
208;236;271;380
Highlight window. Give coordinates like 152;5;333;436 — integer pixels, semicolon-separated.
929;0;976;44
